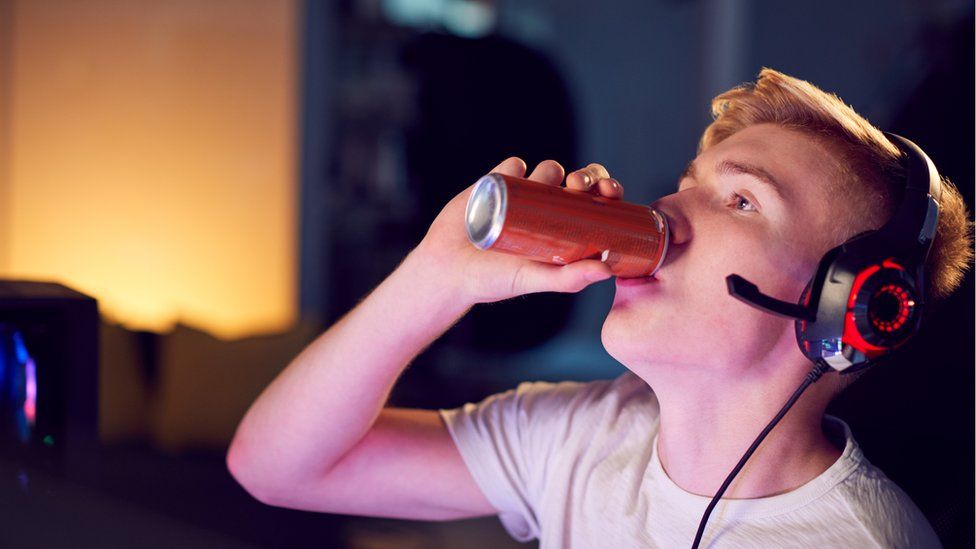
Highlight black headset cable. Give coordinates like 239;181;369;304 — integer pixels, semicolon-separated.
690;360;832;549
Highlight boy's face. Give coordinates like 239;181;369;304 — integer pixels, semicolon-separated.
602;124;848;376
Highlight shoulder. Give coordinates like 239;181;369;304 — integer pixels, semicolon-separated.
829;421;942;547
835;466;941;547
440;371;658;446
506;371;658;426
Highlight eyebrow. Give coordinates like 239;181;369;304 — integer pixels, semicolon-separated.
678;159;787;201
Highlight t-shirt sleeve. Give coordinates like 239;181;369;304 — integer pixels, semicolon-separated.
437;377;619;542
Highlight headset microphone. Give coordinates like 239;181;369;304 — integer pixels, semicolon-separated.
726;274;815;321
691;133;942;548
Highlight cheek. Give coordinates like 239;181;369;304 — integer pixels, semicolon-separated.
697;218;814;301
746;235;822;302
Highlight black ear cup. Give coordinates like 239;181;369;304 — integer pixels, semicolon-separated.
795;255;924;370
849;262;921;349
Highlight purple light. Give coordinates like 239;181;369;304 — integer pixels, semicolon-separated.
24;358;36;426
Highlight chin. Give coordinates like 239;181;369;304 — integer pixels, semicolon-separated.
600;311;652;368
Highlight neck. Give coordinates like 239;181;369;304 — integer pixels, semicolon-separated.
650;364;842;499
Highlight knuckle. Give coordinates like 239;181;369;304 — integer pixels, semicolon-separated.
572;277;589;292
587;163;610;178
510;264;524;295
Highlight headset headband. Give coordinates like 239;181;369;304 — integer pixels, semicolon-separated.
878;133;942;266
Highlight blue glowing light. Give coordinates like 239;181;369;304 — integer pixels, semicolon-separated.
0;324;37;444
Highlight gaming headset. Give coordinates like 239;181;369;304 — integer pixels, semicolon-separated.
692;132;943;548
726;132;942;374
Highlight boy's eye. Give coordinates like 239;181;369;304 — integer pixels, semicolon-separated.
732;192;758;212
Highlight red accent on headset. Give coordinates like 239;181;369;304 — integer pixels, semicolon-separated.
844;264;886;356
842;259;910;357
871;284;912;333
799;282;812;355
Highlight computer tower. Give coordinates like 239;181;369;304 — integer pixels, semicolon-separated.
0;280;99;485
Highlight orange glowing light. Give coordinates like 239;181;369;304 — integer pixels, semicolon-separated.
1;0;299;339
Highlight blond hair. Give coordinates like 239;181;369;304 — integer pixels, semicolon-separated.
700;68;973;302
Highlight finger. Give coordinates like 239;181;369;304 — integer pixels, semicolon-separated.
489;157;527;178
526;159;565;186
566;163;611;192
512;259;613;295
596;177;624;199
565;170;594;192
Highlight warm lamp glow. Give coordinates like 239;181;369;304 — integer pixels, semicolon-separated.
0;0;299;339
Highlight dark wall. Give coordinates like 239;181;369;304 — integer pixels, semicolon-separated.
302;1;974;545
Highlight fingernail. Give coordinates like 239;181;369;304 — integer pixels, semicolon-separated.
609;178;619;190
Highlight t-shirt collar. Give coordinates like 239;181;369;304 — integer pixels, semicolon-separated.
645;414;864;520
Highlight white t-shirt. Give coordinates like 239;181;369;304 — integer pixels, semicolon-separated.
438;372;941;548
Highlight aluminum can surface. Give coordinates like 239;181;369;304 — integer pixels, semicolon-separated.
464;173;669;278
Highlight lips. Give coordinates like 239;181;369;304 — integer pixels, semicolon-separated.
615;275;658;287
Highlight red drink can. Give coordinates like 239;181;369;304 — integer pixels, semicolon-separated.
464;173;669;278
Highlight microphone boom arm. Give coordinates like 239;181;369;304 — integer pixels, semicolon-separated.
726;274;816;322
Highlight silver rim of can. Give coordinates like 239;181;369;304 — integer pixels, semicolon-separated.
648;209;670;276
465;173;507;249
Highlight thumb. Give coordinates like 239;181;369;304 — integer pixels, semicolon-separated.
514;259;613;295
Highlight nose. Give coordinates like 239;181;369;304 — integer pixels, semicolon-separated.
651;195;692;247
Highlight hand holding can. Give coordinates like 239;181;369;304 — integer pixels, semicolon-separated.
411;159;629;305
465;173;669;278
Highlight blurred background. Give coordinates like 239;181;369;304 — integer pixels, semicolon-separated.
0;0;972;547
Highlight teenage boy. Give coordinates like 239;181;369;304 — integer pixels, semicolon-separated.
228;69;971;547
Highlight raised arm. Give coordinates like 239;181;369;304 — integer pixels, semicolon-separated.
226;158;622;519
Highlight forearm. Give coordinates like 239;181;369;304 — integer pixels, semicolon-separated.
227;247;471;495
